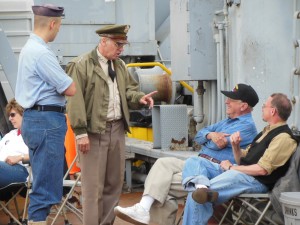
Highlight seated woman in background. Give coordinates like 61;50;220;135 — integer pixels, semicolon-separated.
0;98;29;188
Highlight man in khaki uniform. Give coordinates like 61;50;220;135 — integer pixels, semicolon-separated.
66;24;156;225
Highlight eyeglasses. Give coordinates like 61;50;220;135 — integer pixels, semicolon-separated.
110;39;128;49
262;104;277;113
9;113;16;118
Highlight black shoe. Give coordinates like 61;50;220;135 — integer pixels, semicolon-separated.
192;188;219;204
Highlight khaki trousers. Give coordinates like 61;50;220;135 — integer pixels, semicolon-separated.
143;157;187;225
78;121;125;225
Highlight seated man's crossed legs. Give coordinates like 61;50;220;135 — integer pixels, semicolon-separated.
114;157;187;225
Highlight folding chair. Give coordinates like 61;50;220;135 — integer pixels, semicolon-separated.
218;193;280;225
0;160;32;225
21;151;81;225
48;153;82;225
0;182;28;225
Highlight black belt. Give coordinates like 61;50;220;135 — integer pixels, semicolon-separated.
106;118;122;124
199;153;221;164
31;105;66;113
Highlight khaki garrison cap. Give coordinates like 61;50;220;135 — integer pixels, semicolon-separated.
95;24;130;43
32;4;65;17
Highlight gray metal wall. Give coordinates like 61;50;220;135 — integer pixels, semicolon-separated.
34;0;158;65
170;0;223;81
0;0;162;100
227;0;300;130
0;0;33;100
169;0;300;131
2;0;300;133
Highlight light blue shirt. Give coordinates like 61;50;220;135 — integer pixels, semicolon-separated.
16;34;73;108
195;113;257;164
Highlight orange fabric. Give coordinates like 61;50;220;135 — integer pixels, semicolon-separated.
65;114;80;174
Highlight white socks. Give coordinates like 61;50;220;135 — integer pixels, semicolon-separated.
195;184;208;189
139;195;155;212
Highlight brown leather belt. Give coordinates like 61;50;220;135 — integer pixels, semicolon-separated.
199;153;221;164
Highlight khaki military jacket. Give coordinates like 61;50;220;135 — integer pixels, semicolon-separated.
66;47;145;135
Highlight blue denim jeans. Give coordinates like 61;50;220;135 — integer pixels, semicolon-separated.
0;162;28;188
22;109;67;221
182;157;268;225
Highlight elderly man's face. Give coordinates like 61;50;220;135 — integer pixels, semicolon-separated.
100;37;126;60
225;97;247;119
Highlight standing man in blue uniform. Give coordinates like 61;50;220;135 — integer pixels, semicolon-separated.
15;4;76;225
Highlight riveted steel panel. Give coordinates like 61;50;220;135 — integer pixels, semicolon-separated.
152;105;188;149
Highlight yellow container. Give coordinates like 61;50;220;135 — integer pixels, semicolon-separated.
128;127;153;142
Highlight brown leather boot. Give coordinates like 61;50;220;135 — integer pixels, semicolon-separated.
27;221;47;225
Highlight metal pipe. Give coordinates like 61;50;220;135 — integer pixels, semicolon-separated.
214;32;222;122
206;82;212;125
223;0;230;90
193;81;205;123
293;0;300;130
218;23;226;120
211;81;218;124
293;96;299;129
292;39;300;129
292;0;297;93
180;80;194;93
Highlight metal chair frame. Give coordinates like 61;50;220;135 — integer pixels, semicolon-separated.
175;193;281;225
0;180;30;225
48;153;83;225
218;193;280;225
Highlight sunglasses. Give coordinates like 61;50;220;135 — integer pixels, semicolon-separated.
9;113;16;118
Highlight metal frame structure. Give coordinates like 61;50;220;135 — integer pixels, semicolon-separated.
218;193;279;225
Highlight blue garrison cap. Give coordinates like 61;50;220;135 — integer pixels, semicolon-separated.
32;4;64;17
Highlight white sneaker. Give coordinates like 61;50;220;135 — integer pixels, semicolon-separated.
114;203;150;225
